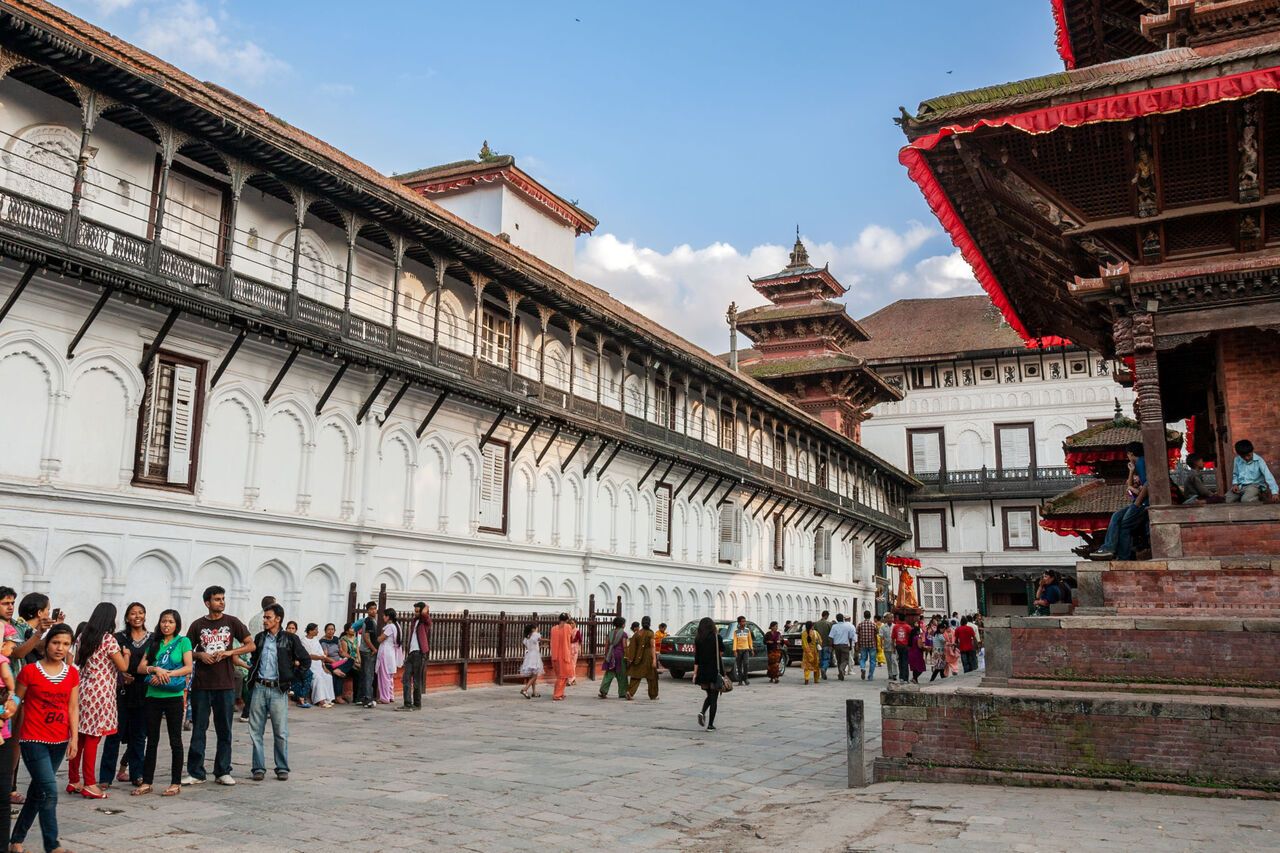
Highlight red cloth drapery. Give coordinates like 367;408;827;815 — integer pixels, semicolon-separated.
885;555;921;569
1064;446;1182;474
900;65;1280;346
1040;515;1109;536
1050;0;1076;69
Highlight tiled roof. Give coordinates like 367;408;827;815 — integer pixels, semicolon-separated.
912;41;1280;125
392;156;516;183
1;0;915;483
1065;417;1182;449
1041;479;1128;516
738;301;846;323
741;353;868;379
845;296;1026;362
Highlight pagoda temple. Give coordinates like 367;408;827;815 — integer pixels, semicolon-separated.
880;0;1280;798
734;233;901;440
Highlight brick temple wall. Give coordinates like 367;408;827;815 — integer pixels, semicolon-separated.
1009;625;1280;687
1098;566;1280;611
1217;328;1280;462
876;688;1280;795
1179;522;1280;557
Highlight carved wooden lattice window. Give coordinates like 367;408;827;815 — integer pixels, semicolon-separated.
1159;105;1231;209
1004;125;1130;219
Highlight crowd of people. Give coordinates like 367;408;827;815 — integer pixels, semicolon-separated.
0;579;981;851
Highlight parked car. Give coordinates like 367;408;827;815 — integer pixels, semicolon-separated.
782;629;803;667
657;619;787;679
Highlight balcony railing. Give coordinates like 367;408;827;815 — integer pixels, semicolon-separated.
0;166;911;532
911;466;1087;497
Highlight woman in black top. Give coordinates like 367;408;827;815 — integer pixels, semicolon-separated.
98;602;150;789
692;617;723;731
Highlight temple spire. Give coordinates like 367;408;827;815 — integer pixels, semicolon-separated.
788;226;810;268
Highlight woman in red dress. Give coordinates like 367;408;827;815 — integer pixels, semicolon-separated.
67;603;128;799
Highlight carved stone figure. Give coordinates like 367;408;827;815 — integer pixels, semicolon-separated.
1133;148;1158;217
1240;111;1260;202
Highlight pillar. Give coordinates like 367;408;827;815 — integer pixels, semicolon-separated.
1117;313;1172;510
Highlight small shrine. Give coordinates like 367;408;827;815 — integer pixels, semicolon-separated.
885;554;923;618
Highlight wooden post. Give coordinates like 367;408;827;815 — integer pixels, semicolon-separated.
459;608;470;690
495;611;506;686
345;582;357;629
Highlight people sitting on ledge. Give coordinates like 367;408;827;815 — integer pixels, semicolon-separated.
1089;441;1148;561
1172;453;1219;504
1225;439;1279;504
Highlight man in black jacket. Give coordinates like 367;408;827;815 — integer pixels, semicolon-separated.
246;603;310;781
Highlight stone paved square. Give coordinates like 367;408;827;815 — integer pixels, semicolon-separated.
30;672;1276;852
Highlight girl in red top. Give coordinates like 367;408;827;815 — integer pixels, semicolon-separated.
10;623;79;853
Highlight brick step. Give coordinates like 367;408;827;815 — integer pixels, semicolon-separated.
1005;676;1280;699
877;685;1280;797
1075;560;1280;613
987;616;1280;690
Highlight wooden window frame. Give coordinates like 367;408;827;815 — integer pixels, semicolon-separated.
906;427;946;477
995;422;1037;473
147;156;231;266
719;409;736;453
773;435;787;472
132;350;207;494
912;508;947;552
919;576;949;613
1001;505;1040;551
477;438;510;535
480;307;515;369
652;482;672;557
908;365;935;390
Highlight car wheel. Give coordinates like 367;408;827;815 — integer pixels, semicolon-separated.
668;669;685;680
779;650;789;672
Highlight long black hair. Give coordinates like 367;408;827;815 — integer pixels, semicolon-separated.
76;602;117;667
695;616;717;645
145;609;183;665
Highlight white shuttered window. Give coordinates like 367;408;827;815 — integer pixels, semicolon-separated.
718;500;743;564
814;527;832;576
652;484;672;556
135;354;204;491
478;440;509;533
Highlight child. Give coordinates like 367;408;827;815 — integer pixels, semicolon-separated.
1226;439;1279;503
519;624;543;699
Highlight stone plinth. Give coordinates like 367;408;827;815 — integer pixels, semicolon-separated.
1150;503;1280;559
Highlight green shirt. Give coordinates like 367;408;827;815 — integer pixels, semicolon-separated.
145;636;192;700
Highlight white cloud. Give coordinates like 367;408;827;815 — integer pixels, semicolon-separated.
84;0;288;86
576;223;964;353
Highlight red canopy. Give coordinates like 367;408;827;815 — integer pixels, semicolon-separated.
1040;515;1109;536
885;555;921;569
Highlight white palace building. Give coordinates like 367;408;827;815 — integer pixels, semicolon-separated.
0;0;914;629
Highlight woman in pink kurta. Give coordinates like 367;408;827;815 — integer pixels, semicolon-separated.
566;619;582;687
375;609;401;704
69;602;129;797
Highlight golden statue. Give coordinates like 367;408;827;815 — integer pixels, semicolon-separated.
896;566;920;611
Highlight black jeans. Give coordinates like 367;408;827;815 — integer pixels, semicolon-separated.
733;650;751;684
402;650;426;707
897;646;910;682
145;696;185;786
961;650;979;673
99;700;147;784
359;649;376;703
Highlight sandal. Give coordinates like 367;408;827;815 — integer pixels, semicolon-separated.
80;786;108;800
116;769;130;783
9;792;23;804
130;785;152;796
161;785;180;797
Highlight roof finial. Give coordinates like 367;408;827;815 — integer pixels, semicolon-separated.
1113;397;1123;424
788;226;810;268
478;139;500;161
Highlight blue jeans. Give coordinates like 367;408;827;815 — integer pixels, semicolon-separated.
248;683;290;775
99;701;147;784
290;667;313;704
12;740;67;852
1101;503;1148;559
186;688;235;780
819;646;831;677
859;646;877;679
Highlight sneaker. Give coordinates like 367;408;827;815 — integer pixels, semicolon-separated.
180;776;204;786
1071;545;1091;558
698;711;705;727
275;772;289;782
394;705;414;712
215;775;236;786
706;724;716;731
251;771;265;782
1089;550;1115;561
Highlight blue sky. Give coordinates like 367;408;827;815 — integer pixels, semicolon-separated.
63;0;1059;350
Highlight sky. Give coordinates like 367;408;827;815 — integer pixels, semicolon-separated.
61;0;1059;352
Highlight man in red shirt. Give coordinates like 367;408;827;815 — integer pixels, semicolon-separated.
891;613;912;682
955;616;978;673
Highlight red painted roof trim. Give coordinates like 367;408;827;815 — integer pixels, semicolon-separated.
900;64;1280;347
1050;0;1077;70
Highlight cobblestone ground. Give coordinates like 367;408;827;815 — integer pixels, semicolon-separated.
41;668;1278;852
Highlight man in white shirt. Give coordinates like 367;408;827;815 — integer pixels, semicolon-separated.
828;614;857;681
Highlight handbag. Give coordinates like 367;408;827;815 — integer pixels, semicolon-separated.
720;674;733;693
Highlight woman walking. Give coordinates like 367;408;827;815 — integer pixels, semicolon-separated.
908;621;927;684
10;623;79;853
566;619;582;687
134;609;190;798
801;621;822;685
693;617;723;731
374;609;400;705
68;603;128;799
944;623;961;677
624;616;658;701
302;624;335;708
98;602;149;791
596;617;628;699
519;624;543;699
929;621;948;682
764;622;784;684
